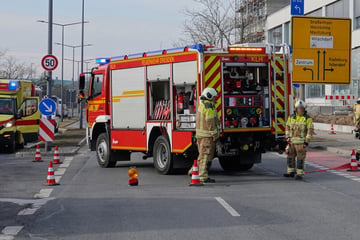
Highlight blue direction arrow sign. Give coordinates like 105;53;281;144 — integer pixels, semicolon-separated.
39;98;56;116
291;0;304;16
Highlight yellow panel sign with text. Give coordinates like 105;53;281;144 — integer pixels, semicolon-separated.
291;17;351;84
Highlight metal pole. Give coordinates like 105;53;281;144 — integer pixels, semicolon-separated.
60;25;64;122
72;47;75;118
79;0;84;129
46;0;53;152
47;0;53;98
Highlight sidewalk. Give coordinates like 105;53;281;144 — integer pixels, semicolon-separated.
16;117;86;157
310;129;360;157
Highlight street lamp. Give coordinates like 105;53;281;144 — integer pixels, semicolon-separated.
55;43;92;118
37;20;89;121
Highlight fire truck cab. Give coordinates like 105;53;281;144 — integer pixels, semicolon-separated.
0;79;40;152
79;43;292;174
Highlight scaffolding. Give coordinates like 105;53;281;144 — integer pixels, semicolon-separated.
235;0;288;43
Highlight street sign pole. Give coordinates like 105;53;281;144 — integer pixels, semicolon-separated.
80;0;85;129
46;0;53;152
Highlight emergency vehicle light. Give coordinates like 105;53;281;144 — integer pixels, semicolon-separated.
8;80;19;91
228;47;266;54
96;58;110;65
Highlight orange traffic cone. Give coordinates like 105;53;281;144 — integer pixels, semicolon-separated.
53;146;62;164
312;124;316;135
33;144;43;162
329;124;336;134
347;149;360;172
189;160;203;186
46;161;58;185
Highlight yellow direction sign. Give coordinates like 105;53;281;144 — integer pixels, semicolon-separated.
291;17;351;84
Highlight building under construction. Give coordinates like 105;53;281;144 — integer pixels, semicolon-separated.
235;0;289;43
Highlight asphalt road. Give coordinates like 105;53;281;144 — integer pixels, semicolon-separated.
1;148;360;240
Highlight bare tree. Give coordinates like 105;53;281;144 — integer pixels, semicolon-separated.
0;52;36;79
180;0;235;48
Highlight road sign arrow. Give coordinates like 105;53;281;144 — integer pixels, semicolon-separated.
295;5;301;13
325;68;334;72
43;102;53;112
302;67;314;80
317;50;321;80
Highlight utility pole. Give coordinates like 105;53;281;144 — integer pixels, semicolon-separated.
80;0;85;129
47;0;53;98
46;0;53;152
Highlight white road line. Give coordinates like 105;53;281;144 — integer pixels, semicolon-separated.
54;168;66;176
352;178;360;181
55;176;62;182
0;235;14;240
64;157;73;161
59;162;70;168
344;175;358;179
17;207;40;215
34;188;53;199
215;197;240;217
1;226;23;236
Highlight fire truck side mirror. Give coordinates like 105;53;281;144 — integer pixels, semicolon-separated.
16;109;23;119
79;74;85;91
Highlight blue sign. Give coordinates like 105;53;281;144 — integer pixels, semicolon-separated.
293;84;300;88
39;98;56;116
291;0;304;16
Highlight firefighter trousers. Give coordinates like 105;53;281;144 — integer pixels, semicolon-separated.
286;143;306;176
189;137;215;181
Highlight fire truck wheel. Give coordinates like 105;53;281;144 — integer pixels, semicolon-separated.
153;136;173;175
96;133;116;168
218;157;254;171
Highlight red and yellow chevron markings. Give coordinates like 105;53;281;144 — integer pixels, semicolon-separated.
204;56;222;118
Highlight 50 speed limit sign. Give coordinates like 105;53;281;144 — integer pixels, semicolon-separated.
41;54;58;71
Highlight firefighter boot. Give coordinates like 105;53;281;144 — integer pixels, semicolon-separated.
295;159;305;180
284;158;296;177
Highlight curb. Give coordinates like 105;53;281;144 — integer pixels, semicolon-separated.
309;145;355;157
59;119;81;128
16;136;87;158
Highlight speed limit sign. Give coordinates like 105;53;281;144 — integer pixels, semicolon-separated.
41;54;58;71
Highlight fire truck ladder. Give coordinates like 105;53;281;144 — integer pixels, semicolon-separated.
270;44;291;139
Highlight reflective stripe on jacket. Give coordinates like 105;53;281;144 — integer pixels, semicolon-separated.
285;113;313;144
196;100;220;138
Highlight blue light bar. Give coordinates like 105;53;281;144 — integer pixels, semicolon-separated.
96;58;110;65
8;80;19;91
188;43;204;53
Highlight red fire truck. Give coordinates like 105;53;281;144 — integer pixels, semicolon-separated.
79;43;293;174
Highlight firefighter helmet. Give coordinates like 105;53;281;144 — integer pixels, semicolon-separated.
295;100;306;109
202;88;218;101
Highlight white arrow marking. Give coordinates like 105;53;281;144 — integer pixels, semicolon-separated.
295;5;301;13
43;102;53;112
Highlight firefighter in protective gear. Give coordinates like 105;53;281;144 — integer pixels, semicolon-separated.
188;87;220;183
353;98;360;129
284;100;313;180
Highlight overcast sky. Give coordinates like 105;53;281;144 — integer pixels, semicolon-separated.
0;0;196;80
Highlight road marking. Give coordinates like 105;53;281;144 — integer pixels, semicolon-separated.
1;226;23;236
64;157;73;161
17;207;40;215
34;188;53;199
344;175;358;179
215;197;240;217
352;178;360;181
55;176;62;182
54;168;66;176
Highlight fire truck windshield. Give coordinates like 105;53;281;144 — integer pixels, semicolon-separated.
0;98;15;115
